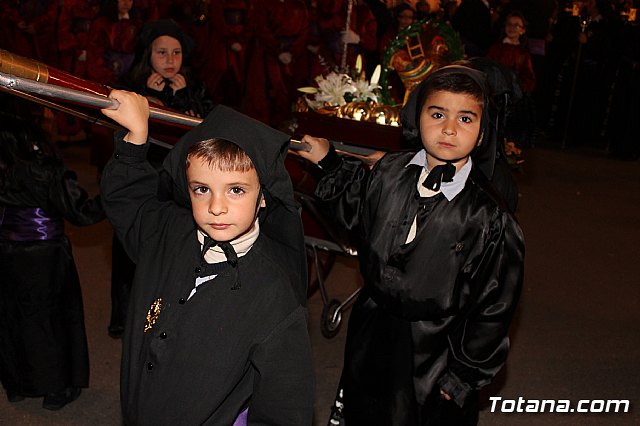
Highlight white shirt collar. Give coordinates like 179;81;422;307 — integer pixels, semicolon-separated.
406;149;472;201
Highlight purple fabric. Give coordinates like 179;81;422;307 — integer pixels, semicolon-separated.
232;408;249;426
0;207;64;241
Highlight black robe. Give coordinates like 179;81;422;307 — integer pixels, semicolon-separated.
316;150;524;425
101;110;313;425
0;156;103;396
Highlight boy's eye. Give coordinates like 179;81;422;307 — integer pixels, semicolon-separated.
460;116;473;124
230;187;245;195
431;112;444;119
192;186;209;195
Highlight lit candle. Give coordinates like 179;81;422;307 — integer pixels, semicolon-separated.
353;109;363;121
370;65;381;85
355;55;362;76
376;112;386;125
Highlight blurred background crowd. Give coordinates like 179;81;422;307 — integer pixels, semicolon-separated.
0;0;638;155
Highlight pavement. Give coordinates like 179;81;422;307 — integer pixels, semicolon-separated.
1;142;639;425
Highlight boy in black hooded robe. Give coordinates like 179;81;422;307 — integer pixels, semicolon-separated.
100;91;313;425
298;65;524;425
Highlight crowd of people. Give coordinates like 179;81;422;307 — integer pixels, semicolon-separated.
0;0;638;421
1;0;638;154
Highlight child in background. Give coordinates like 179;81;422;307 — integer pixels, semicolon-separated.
298;65;524;425
0;96;104;410
100;91;313;425
122;18;213;118
487;11;537;147
487;11;536;94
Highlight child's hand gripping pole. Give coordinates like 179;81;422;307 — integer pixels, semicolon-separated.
101;89;150;146
291;134;384;169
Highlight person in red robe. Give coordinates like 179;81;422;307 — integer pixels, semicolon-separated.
486;10;536;93
85;0;142;86
317;0;378;72
57;0;101;76
242;0;310;126
206;0;251;107
55;0;101;138
2;0;58;66
487;10;537;147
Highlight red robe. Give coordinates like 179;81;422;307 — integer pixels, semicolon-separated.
57;0;101;74
85;16;142;85
85;16;141;170
164;0;211;93
2;0;58;66
317;0;377;70
242;0;310;125
205;0;251;103
133;0;160;22
486;41;536;93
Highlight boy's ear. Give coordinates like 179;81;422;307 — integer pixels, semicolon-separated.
260;195;266;208
476;132;484;146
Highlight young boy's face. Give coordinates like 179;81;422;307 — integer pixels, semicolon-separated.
186;156;265;242
419;89;483;168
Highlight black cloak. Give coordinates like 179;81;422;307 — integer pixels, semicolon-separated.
315;66;525;425
100;106;314;425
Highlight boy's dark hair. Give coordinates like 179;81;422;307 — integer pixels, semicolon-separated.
186;138;256;173
414;71;485;114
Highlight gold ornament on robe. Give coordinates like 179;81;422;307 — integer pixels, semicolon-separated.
144;298;163;333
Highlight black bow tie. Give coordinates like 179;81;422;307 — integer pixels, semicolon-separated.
422;163;456;192
202;236;241;289
202;236;238;267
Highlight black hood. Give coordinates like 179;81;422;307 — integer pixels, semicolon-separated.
400;64;498;180
162;105;307;304
137;19;196;60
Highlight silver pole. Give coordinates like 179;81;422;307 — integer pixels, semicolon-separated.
0;71;203;128
0;71;318;154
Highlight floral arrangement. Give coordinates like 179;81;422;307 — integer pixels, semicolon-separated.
298;63;381;110
296;57;400;126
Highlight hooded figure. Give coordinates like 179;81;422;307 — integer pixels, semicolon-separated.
162;104;308;304
306;65;524;425
121;19;213;118
401;65;497;182
101;103;314;425
403;61;521;212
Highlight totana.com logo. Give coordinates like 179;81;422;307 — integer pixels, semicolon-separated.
489;396;630;413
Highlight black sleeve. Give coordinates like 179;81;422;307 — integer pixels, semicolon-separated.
438;212;524;406
314;145;369;231
248;306;315;426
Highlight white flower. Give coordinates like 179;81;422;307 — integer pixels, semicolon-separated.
352;79;381;103
313;72;356;106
